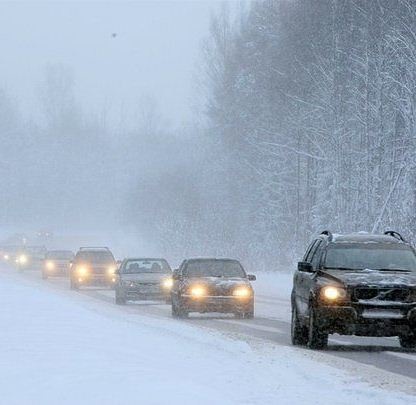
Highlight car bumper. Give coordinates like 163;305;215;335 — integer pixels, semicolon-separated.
119;285;170;301
75;274;117;286
316;304;416;336
181;295;253;314
44;267;69;277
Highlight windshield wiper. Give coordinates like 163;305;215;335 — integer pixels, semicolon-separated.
371;268;411;272
323;267;363;271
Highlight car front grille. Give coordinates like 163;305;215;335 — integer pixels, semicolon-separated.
354;287;410;302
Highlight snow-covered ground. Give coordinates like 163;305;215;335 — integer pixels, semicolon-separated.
0;270;413;404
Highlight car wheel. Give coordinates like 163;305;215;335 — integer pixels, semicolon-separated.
172;298;188;318
308;308;328;350
399;333;416;349
70;279;79;290
291;305;308;346
115;288;126;305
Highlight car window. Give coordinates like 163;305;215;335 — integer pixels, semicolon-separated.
305;240;319;262
122;259;171;274
310;241;323;270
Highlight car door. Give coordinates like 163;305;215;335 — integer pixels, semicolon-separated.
296;240;320;317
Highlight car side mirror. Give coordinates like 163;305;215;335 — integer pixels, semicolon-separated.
172;273;181;280
114;269;120;275
298;261;314;273
247;274;256;281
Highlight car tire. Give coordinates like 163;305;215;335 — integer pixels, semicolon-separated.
291;305;308;346
399;333;416;349
308;308;328;350
172;298;188;318
70;279;79;290
115;290;126;305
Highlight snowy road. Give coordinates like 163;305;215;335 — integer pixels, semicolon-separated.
1;266;415;404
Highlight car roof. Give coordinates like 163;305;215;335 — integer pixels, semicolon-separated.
318;232;406;245
123;258;167;262
184;258;242;264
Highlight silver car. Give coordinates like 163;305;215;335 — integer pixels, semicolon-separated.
115;258;173;304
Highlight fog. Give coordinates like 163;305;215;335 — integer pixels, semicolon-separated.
1;1;416;269
0;1;218;257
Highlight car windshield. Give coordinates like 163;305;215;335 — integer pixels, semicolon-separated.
185;260;246;278
324;244;416;271
47;251;74;260
123;259;171;274
77;251;115;263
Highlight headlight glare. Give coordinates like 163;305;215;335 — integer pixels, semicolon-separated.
233;287;251;298
77;266;88;276
321;286;346;301
162;278;173;289
46;261;55;270
190;286;206;298
19;255;28;264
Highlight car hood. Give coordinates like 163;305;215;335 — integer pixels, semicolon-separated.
319;269;416;288
120;273;171;283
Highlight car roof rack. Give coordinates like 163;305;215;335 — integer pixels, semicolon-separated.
79;247;110;251
384;231;406;242
320;230;333;242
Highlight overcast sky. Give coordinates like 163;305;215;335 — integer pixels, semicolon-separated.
0;1;220;127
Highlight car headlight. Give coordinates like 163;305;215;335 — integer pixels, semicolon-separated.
77;266;88;277
233;287;252;298
46;261;55;270
4;254;9;260
107;265;117;276
320;286;347;301
162;278;173;289
19;255;28;264
190;286;206;298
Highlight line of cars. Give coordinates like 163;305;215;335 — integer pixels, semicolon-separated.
0;245;257;320
2;229;416;350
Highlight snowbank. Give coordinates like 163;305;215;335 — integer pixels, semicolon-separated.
0;273;412;404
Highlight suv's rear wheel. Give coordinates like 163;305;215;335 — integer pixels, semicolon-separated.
399;333;416;349
308;308;328;349
291;305;308;345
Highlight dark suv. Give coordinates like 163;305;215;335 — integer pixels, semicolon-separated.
171;258;256;318
70;247;117;290
291;231;416;349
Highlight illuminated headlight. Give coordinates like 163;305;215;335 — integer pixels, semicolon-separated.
19;255;28;264
107;266;117;276
162;278;173;289
77;266;88;277
46;261;55;270
190;286;206;298
321;286;346;301
3;254;9;260
233;287;252;298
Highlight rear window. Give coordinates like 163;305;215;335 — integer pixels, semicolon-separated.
77;251;115;263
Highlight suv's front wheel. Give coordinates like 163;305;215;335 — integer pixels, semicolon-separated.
308;308;328;349
291;305;308;345
172;297;188;318
399;333;416;349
